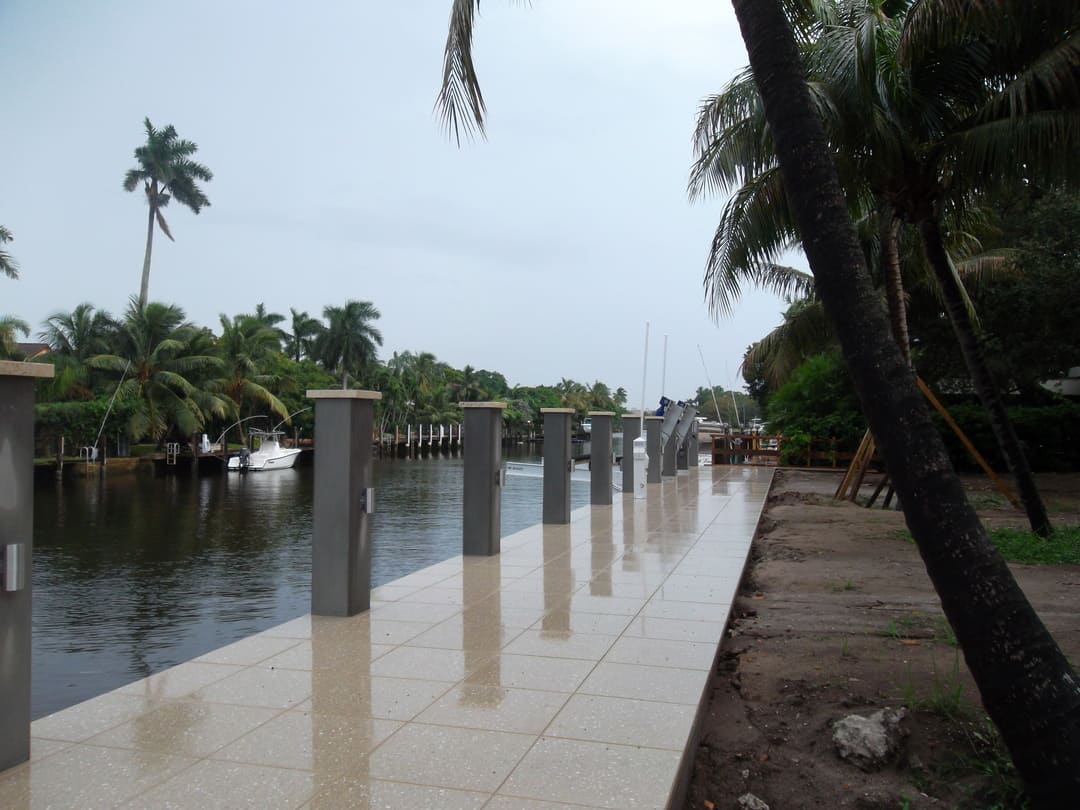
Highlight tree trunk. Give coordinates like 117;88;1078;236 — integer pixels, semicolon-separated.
730;1;1080;804
138;186;156;309
919;217;1053;538
879;203;910;365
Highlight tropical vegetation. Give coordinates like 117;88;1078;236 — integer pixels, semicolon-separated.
18;295;633;455
434;0;1080;801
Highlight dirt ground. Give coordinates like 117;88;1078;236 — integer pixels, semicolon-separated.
684;470;1080;810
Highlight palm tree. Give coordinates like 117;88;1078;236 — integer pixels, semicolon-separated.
39;303;117;361
124;118;213;308
315;300;383;387
453;364;486;402
90;299;227;441
435;0;1080;797
209;314;288;432
726;0;1080;798
0;225;18;279
37;304;118;400
690;0;1067;535
0;315;29;359
285;308;325;362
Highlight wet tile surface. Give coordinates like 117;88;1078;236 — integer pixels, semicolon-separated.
16;466;770;809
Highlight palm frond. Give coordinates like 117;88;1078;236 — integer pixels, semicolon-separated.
741;299;835;388
0;225;19;279
155;208;175;241
704;167;809;317
944;110;1080;193
436;0;486;145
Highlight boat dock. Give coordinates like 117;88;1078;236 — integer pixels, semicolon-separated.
3;466;771;808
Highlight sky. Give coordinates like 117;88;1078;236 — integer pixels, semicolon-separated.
0;0;793;408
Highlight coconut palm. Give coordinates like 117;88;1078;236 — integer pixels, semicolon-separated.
0;315;29;358
726;0;1080;797
435;0;1080;796
209;314;288;428
0;225;18;280
315;300;383;388
90;300;227;441
691;0;1074;535
124;118;213;308
37;304;118;399
39;303;117;361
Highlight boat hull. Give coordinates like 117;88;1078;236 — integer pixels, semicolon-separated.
227;448;302;471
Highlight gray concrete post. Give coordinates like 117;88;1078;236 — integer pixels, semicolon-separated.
307;389;381;617
645;415;663;484
621;412;642;494
687;421;700;468
588;411;614;506
462;402;506;556
541;408;574;524
675;406;698;471
0;361;54;771
661;402;685;477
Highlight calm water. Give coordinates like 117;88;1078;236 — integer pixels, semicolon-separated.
31;449;590;719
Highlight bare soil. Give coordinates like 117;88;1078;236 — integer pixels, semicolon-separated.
684;470;1080;810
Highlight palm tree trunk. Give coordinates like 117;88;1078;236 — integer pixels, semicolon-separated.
730;0;1079;803
138;196;156;309
918;217;1053;538
879;203;910;365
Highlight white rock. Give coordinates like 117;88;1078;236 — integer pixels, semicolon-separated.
737;793;770;810
833;707;907;772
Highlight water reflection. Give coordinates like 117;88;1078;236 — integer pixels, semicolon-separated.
32;450;589;719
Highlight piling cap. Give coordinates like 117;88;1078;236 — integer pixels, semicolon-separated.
460;401;507;409
0;360;54;379
307;389;381;400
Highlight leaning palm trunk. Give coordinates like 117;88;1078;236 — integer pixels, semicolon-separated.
879;204;910;365
730;0;1079;803
918;217;1052;538
138;200;156;309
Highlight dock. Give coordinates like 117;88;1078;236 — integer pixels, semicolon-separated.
4;466;771;808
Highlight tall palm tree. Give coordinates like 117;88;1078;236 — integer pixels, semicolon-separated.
124;118;213;308
90;299;227;441
435;0;1080;797
315;300;383;388
0;225;18;279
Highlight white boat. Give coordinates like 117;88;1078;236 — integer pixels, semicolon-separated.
227;429;302;472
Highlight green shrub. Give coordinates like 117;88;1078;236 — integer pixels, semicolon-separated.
931;401;1080;473
767;352;865;452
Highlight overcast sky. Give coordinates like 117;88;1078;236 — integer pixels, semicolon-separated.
1;0;792;407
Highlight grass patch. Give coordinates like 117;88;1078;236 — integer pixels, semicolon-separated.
899;653;969;720
829;579;860;592
884;613;958;647
941;716;1030;810
892;525;1080;564
988;525;1080;564
968;492;1009;510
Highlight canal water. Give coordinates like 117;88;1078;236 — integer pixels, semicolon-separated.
31;449;591;719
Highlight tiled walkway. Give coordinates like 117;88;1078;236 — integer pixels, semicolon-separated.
4;466;772;809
